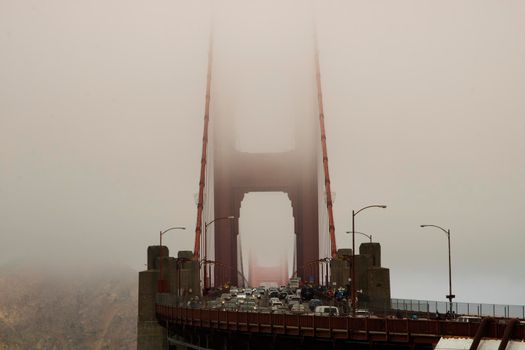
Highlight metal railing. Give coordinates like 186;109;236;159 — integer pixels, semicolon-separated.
391;298;525;319
155;303;525;345
157;293;525;320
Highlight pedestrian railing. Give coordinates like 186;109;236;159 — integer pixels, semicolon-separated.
157;293;525;320
391;298;525;319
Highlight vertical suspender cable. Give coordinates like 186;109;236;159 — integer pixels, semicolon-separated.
193;33;214;260
314;34;338;258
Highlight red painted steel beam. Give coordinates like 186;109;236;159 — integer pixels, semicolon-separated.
498;318;519;350
193;34;214;260
314;36;337;258
470;317;493;350
156;305;525;345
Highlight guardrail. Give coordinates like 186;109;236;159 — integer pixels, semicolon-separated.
156;294;525;321
391;298;525;319
155;302;525;345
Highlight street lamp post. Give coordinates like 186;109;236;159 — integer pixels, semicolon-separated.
351;205;387;317
420;224;455;314
346;231;373;243
158;226;186;293
203;216;235;292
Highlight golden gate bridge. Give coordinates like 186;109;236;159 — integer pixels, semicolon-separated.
137;7;525;350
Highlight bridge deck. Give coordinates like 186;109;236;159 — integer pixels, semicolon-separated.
156;304;525;347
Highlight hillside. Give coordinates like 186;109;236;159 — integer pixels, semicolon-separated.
0;262;137;349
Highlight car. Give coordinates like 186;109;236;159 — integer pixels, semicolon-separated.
223;301;239;311
206;300;221;309
187;299;200;308
271;300;284;308
287;296;301;307
220;293;232;301
314;306;339;316
456;316;481;323
268;290;280;299
335;288;348;301
279;291;288;300
269;297;281;305
300;286;314;301
244;301;257;310
290;303;306;314
308;298;323;311
288;277;300;289
239;303;257;312
354;309;371;318
257;306;272;313
271;302;286;312
272;307;288;314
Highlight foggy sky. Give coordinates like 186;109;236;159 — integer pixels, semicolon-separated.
1;0;524;305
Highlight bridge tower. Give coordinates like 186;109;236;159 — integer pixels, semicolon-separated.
212;110;320;286
192;7;337;289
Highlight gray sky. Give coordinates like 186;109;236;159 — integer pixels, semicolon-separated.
1;0;524;305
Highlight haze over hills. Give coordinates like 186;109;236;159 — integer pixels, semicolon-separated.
0;261;137;349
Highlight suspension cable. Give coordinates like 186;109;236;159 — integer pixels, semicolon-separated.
314;32;337;258
193;33;214;260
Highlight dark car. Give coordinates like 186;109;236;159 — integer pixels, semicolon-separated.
308;298;323;311
334;288;348;301
300;286;314;301
268;290;279;299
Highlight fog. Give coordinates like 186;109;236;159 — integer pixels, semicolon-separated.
1;0;524;305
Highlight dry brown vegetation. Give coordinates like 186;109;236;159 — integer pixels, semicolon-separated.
0;263;137;349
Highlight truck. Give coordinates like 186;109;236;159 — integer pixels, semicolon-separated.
288;277;300;289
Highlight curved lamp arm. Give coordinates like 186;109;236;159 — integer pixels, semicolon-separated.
205;216;235;229
346;231;372;242
354;205;387;216
420;224;449;236
161;226;186;236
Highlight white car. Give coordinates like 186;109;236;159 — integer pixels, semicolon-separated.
314;306;339;316
290;303;306;314
354;309;371;318
269;297;281;305
456;316;481;323
271;301;284;310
